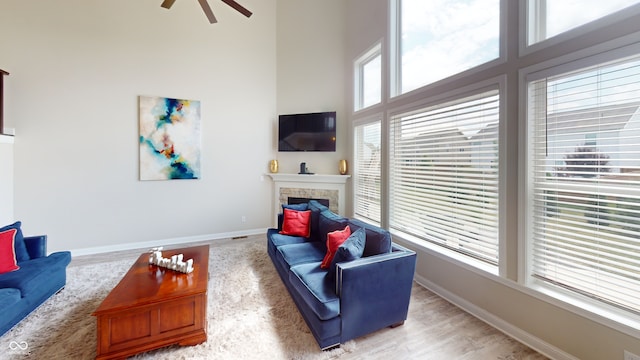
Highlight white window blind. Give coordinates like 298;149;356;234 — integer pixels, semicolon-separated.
390;90;500;265
528;54;640;313
354;121;382;224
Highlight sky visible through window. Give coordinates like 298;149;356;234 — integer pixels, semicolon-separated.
362;55;381;108
400;0;499;94
544;0;639;41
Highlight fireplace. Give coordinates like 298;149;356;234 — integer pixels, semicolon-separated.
267;173;350;226
287;197;330;208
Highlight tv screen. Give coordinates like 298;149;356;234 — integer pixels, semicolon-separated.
278;111;336;152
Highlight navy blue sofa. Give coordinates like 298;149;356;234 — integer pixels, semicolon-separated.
0;234;71;336
267;200;417;349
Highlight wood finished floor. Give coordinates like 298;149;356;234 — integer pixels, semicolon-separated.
71;235;548;359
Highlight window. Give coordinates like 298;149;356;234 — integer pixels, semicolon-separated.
527;0;640;45
389;90;500;265
393;0;500;95
354;120;382;224
355;44;382;111
527;53;640;314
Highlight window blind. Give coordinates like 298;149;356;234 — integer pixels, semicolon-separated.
354;121;382;224
389;90;500;265
528;54;640;313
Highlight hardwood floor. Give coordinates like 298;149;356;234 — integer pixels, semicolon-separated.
71;235;547;359
340;283;547;359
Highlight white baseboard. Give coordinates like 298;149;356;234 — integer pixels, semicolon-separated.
413;274;579;360
70;228;267;257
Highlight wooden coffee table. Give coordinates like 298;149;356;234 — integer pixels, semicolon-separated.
93;245;209;360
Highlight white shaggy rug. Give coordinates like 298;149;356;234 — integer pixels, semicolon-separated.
0;239;356;359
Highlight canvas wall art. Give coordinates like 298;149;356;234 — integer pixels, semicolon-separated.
139;95;201;180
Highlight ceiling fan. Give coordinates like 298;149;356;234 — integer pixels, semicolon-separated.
160;0;252;24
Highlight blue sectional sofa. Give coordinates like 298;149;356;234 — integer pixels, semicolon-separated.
0;224;71;336
267;200;417;349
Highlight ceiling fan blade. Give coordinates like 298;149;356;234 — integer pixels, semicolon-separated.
221;0;253;18
197;0;218;23
160;0;177;9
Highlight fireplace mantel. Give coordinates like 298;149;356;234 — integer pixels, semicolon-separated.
267;173;350;184
267;173;351;225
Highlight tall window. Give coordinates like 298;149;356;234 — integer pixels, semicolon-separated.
527;0;640;45
527;53;640;314
394;0;499;95
354;120;382;224
355;44;382;111
390;90;500;265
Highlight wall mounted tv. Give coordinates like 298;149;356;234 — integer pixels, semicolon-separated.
278;111;336;152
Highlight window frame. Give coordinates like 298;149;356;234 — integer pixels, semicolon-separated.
520;0;640;57
519;39;640;335
388;77;508;277
353;115;384;225
354;42;383;112
389;0;505;99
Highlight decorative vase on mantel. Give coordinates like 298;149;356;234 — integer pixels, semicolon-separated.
339;159;348;175
269;159;279;173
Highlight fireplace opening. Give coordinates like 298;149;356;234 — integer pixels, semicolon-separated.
288;197;329;208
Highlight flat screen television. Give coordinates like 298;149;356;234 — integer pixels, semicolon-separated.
278;111;336;152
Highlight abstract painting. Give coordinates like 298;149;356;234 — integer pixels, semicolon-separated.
139;95;201;180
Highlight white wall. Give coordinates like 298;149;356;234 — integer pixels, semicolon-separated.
0;0;348;254
0;0;283;253
275;0;348;176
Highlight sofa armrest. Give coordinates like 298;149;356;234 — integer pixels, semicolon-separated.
23;235;47;259
336;243;416;341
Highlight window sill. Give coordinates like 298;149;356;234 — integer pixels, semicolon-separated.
394;228;640;339
390;229;499;277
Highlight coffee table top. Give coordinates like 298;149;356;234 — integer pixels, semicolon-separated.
93;245;209;314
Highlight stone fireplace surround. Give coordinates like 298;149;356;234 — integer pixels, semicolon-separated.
267;173;350;226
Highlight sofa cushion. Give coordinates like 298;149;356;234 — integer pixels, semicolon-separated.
283;202;309;211
0;288;21;309
308;200;329;242
276;242;326;271
318;210;349;241
268;230;308;249
0;221;29;263
280;209;312;237
347;218;392;257
0;252;71;298
320;225;351;269
308;200;328;212
289;262;340;321
0;229;20;274
327;227;366;282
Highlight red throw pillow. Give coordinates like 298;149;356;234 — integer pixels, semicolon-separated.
320;225;351;269
0;229;20;274
279;209;312;237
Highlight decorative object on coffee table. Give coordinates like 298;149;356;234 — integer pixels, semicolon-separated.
92;245;209;360
148;247;194;273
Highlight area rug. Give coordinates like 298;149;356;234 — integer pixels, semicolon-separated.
0;238;356;359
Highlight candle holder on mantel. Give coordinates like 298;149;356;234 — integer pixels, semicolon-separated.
339;159;348;175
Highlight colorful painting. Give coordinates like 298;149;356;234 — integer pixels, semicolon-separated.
139;95;201;180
